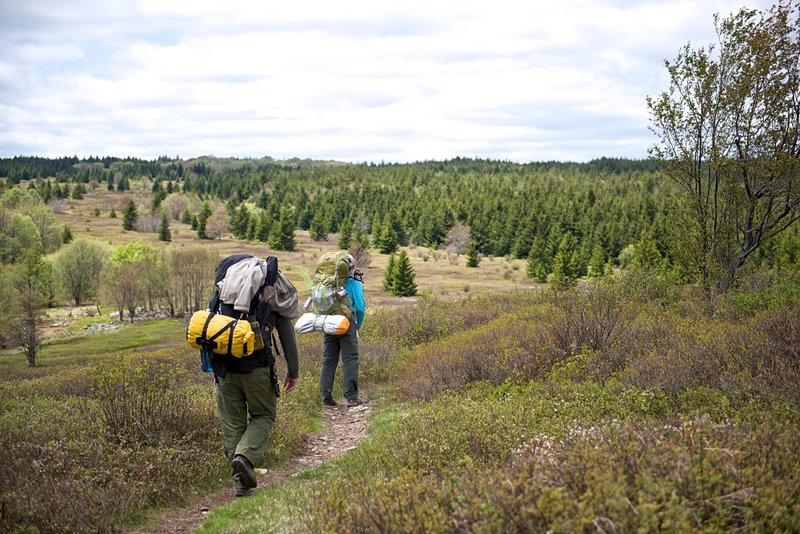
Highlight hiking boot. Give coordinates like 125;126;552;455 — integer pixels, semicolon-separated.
346;398;362;407
231;455;257;489
234;485;253;498
322;398;337;406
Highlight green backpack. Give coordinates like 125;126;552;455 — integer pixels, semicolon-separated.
310;251;353;317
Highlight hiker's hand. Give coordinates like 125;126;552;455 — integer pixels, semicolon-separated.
284;376;297;394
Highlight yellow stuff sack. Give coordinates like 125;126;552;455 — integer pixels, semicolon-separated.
186;310;255;358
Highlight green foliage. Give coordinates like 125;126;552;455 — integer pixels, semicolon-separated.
0;338;322;534
633;228;662;270
374;213;400;254
158;212;171;242
725;270;800;313
293;381;799;534
52;238;109;306
648;0;800;289
122;199;138;231
0;212;43;262
8;251;52;365
91;354;210;444
526;235;549;282
0;350;223;533
466;241;480;267
588;243;606;278
109;240;154;266
337;218;353;250
618;243;636;268
269;206;296;251
0;187;62;261
6;155;768;277
196;200;212;239
308;211;327;241
61;225;73;244
386;250;417;297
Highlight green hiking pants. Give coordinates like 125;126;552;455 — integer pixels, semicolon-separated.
215;366;277;467
320;321;359;402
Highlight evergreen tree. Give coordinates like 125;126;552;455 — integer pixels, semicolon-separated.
61;226;73;244
196;201;212;239
269;207;296;251
246;216;257;241
109;207;117;219
231;204;250;239
309;212;328;241
375;213;399;254
390;250;417;297
550;249;574;290
338;218;353;250
158;212;172;242
633;229;662;270
550;235;578;290
588;243;606;278
256;212;270;243
258;190;269;209
152;187;167;211
466;241;480;268
71;183;84;199
180;208;192;225
526;235;548;282
122;200;138;231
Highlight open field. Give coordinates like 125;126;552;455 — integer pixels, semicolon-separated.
53;186;537;310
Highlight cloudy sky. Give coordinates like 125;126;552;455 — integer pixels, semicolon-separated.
0;0;774;164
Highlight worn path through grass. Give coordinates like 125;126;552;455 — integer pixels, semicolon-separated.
128;400;373;534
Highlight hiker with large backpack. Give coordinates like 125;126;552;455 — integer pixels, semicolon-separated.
189;253;300;498
310;252;366;408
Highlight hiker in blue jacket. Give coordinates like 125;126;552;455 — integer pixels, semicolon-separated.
320;254;366;407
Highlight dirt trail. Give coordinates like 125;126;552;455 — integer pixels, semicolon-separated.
129;402;372;534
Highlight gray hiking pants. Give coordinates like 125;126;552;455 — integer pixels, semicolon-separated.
320;321;359;402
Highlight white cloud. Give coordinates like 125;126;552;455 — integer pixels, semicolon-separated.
0;0;778;162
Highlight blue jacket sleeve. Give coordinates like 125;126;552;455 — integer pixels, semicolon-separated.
344;277;366;328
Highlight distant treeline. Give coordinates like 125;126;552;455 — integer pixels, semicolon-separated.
2;154;797;281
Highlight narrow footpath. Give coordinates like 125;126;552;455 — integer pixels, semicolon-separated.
129;402;372;534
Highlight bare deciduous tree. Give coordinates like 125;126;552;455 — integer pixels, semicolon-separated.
444;220;473;255
206;206;230;240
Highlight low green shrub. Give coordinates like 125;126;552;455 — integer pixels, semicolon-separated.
0;345;318;533
363;291;537;349
392;310;558;401
303;384;800;533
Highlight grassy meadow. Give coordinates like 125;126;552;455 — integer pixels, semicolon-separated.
1;184;799;532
